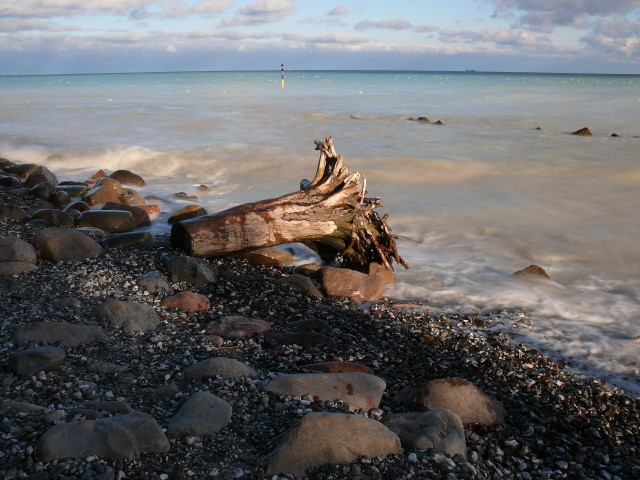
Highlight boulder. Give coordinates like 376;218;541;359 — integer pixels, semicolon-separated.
102;202;151;227
237;247;294;267
55;183;89;197
118;193;146;206
184;357;258;380
0;237;37;264
166;255;217;284
321;266;386;302
167;205;207;224
90;299;160;333
394;378;507;425
5;163;39;178
34;229;103;263
385;409;467;457
204;315;271;339
63;200;90;213
167;391;232;438
37;412;169;461
82;185;120;206
50;190;72;207
13;322;110;347
369;262;396;284
76;210;135;233
0;174;22;187
278;274;324;298
94;176;124;195
264;372;386;411
31;208;74;227
109;169;146;186
301;361;374;375
136;270;173;296
10;346;66;377
0;262;38;275
266;412;402;477
102;232;155;249
161;291;210;312
25;166;58;187
134;204;160;215
0;204;30;221
29;181;53;200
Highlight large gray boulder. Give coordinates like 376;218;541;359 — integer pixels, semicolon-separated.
34;229;103;263
266;412;402;477
90;300;160;332
37;412;169;461
0;237;37;264
10;346;66;377
167;391;232;438
167;256;218;284
13;322;110;347
264;372;386;411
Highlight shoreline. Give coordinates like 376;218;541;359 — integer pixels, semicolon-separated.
1;163;639;479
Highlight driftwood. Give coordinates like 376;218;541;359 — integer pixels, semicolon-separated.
170;137;408;271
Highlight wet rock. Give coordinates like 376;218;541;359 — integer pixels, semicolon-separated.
55;183;89;197
239;247;294;267
4;163;39;178
10;346;66;377
31;208;75;227
135;204;160;215
94;176;124;195
264;372;386;411
90;299;160;332
301;361;374;375
0;203;30;221
77;210;135;233
102;232;155;249
13;322;110;347
385;408;467;457
395;378;507;425
571;127;592;136
266;412;402;477
137;270;174;296
167;255;218;284
167;391;232;438
512;264;551;280
321;266;386;302
29;181;54;200
161;291;210;312
50;190;71;207
0;174;22;187
34;228;103;263
0;237;37;264
119;193;147;205
0;262;38;275
83;185;120;206
25;166;58;187
278;274;324;298
109;169;146;186
167;205;207;224
264;332;337;351
36;412;169;461
184;357;258;380
102;201;151;227
204;315;271;339
63;200;91;213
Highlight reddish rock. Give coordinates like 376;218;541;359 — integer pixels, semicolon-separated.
368;262;396;285
102;202;151;228
161;291;210;313
94;177;124;195
238;248;294;267
83;185;120;206
90;169;108;180
135;204;160;215
63;201;91;213
321;266;386;302
76;210;135;233
167;205;207;224
109;169;146;186
204;315;271;339
118;194;146;206
512;264;551;280
301;361;374;375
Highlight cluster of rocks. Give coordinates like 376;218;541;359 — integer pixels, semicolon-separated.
1;159;640;479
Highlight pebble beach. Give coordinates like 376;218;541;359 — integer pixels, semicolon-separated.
1;161;640;480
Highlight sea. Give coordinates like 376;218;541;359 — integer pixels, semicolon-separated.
1;70;639;396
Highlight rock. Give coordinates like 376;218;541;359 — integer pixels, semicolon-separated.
385;409;467;457
55;183;89;197
82;185;120;206
5;163;38;178
63;200;91;213
239;247;294;267
84;400;134;414
301;361;374;375
136;270;173;296
321;266;386;302
0;262;38;275
264;332;337;351
395;378;507;425
13;322;110;347
0;175;22;187
29;181;53;200
630;336;640;344
31;208;75;227
10;346;66;377
25;166;58;187
368;262;396;284
167;205;207;224
264;372;386;411
90;169;108;181
94;176;124;195
90;299;160;332
76;210;135;233
54;296;82;310
184;357;258;380
283;318;330;332
102;202;151;227
102;232;155;249
50;190;71;207
36;412;169;461
2;400;46;414
118;193;146;205
166;256;218;284
278;274;324;298
265;412;402;477
167;391;232;438
161;291;210;312
512;264;551;280
0;237;37;264
571;127;592;136
0;204;30;221
204;315;271;339
109;169;146;186
134;204;160;215
34;229;103;263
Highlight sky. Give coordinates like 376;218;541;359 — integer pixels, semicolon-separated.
1;0;639;75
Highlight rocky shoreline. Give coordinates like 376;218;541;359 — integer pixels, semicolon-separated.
1;161;639;480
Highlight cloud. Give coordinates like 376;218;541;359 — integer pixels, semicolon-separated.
218;0;296;27
492;0;640;30
581;17;640;60
328;5;348;16
355;18;413;31
0;19;78;33
1;0;158;19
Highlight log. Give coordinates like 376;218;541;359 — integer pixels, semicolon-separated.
170;137;408;271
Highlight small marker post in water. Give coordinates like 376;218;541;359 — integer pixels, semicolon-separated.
281;64;285;90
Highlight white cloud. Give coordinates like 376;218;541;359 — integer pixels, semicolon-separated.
328;5;348;16
0;18;78;33
355;18;413;31
581;17;640;60
219;0;296;27
1;0;158;19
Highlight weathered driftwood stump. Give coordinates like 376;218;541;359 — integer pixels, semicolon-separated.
170;137;407;271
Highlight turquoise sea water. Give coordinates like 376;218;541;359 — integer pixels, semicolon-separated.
1;70;639;394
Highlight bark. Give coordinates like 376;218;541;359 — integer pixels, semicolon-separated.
170;137;407;271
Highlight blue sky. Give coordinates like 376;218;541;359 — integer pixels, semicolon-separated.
1;0;639;75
